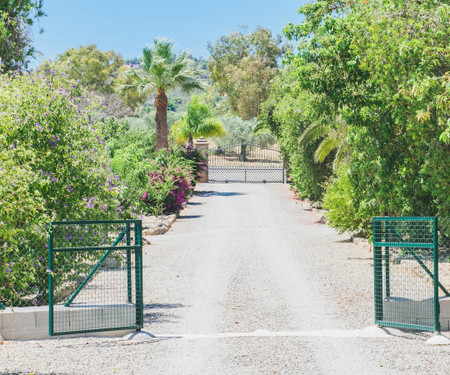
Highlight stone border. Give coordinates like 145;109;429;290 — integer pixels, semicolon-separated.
141;200;189;238
142;213;178;236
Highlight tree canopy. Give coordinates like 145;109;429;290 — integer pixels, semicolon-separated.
0;0;45;72
56;44;124;95
207;27;288;120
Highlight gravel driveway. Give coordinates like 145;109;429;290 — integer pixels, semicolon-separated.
1;183;449;374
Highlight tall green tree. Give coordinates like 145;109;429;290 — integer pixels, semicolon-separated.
57;44;124;94
172;96;226;147
0;0;45;72
120;39;204;150
207;27;288;120
56;45;135;118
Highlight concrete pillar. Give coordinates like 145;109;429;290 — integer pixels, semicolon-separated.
195;137;209;183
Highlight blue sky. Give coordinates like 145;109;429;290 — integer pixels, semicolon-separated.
30;0;307;67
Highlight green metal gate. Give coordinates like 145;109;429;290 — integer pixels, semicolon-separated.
373;217;449;331
48;220;143;336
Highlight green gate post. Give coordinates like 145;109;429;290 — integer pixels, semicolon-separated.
126;223;132;303
48;225;54;336
433;217;440;333
135;221;143;330
373;219;384;323
385;246;390;299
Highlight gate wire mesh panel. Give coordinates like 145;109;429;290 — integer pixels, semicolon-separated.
0;223;49;309
207;144;284;183
373;217;443;331
49;220;143;336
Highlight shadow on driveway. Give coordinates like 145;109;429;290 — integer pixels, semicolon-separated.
143;303;185;325
195;190;245;198
178;214;202;220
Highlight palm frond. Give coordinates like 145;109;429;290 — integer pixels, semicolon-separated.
253;120;268;134
195;118;227;138
118;69;144;94
174;76;205;93
117;84;135;94
171;60;187;77
141;48;153;72
154;39;174;62
299;122;329;147
314;136;340;163
151;60;168;83
333;145;346;171
122;68;141;81
122;42;203;110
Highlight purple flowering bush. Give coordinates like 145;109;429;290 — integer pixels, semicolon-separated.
140;149;195;215
0;62;130;306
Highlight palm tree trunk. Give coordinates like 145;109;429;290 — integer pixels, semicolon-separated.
188;135;194;148
155;91;168;150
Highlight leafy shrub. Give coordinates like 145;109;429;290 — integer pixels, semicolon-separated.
140;149;195;215
108;128;156;159
107;124;157;211
177;146;207;183
0;62;129;306
260;68;332;201
322;167;370;236
110;143;154;210
98;117;130;141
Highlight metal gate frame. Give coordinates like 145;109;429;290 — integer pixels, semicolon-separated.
207;143;285;183
373;217;449;332
48;219;143;336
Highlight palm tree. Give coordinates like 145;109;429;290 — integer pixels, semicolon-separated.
172;96;226;147
120;39;204;150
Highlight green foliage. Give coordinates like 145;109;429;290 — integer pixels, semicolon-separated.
55;45;137;118
124;111;180;133
119;39;205;150
215;116;276;148
207;27;288;119
121;40;204;97
172;96;226;146
140;148;205;215
0;61;129;306
56;44;124;95
260;66;332;200
106;121;206;216
114;64;147;111
322;168;368;235
279;0;450;234
0;0;45;72
97;117;130;141
109;127;156;210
